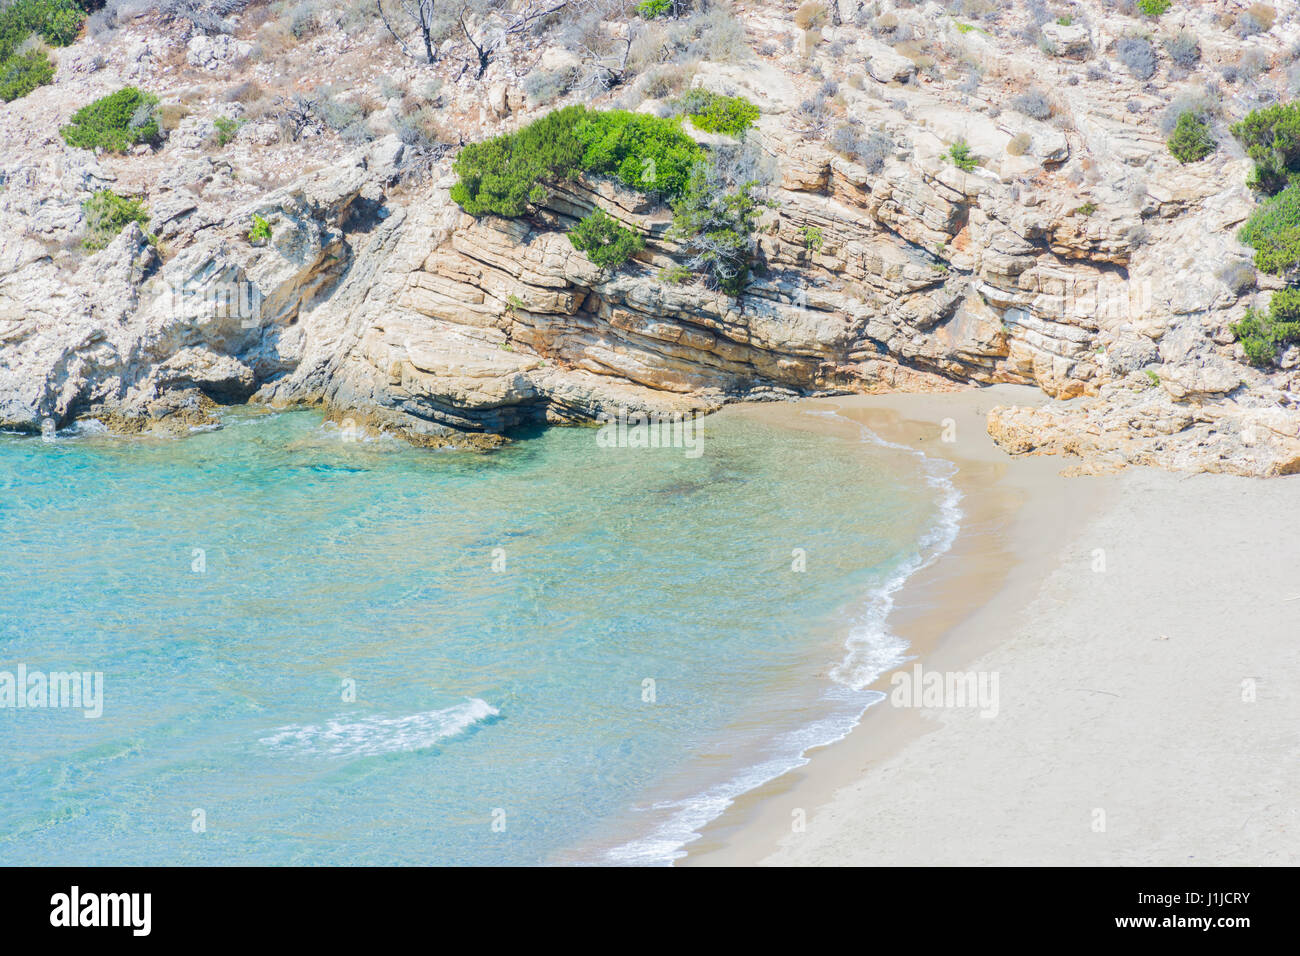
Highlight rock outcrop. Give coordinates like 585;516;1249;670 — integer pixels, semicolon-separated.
3;1;1299;476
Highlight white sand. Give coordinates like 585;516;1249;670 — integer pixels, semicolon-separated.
687;389;1300;866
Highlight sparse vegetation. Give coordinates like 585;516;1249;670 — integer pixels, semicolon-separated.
211;116;244;147
60;86;162;153
1116;36;1157;81
1136;0;1170;17
793;1;827;30
799;225;824;252
1010;88;1052;121
247;214;272;244
82;189;150;251
947;139;977;171
1163;31;1200;69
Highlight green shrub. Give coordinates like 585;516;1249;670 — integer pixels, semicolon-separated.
450;106;587;217
799;224;824;252
1231;102;1300;195
947;139;976;171
248;214;272;243
636;0;673;18
61;86;162;153
212;115;244;147
0;0;84;61
82;190;149;251
1238;183;1300;275
673;88;760;136
0;0;84;103
576;108;704;198
1167;111;1215;163
567;208;644;268
1137;0;1170;16
1232;289;1300;366
0;47;53;102
450;105;702;217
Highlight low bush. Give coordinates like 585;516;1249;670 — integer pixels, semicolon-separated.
1117;36;1157;80
947;139;976;171
211;115;243;147
1163;31;1200;69
247;214;272;243
82;189;149;250
523;66;576;108
1237;183;1300;275
567;208;644;268
672;88;759;136
0;0;84;61
450;106;703;217
0;47;54;101
0;0;85;102
669;157;767;294
1010;87;1052;121
1231;102;1300;196
1167;111;1214;163
1232;288;1300;366
60;86;161;152
1136;0;1170;16
794;1;827;30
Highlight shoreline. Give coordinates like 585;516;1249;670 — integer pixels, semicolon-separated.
684;387;1300;866
680;383;1103;864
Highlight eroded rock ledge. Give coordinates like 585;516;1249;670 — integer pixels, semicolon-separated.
4;20;1300;476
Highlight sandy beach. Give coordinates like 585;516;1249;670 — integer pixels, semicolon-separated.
684;385;1300;866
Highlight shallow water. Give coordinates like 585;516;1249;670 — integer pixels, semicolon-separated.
0;408;954;865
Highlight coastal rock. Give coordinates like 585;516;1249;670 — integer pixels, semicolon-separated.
1;2;1298;478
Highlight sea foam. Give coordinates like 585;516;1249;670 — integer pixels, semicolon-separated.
259;698;498;758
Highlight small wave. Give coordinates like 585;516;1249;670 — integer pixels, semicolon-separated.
605;688;877;866
606;410;964;864
827;417;963;690
259;698;498;758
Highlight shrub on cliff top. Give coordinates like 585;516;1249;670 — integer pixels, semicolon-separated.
1231;102;1300;196
567;208;644;268
450;106;703;217
1238;183;1300;276
1167;111;1215;163
61;86;161;153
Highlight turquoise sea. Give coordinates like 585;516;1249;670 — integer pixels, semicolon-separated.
0;407;957;865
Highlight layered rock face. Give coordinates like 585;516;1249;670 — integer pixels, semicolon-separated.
3;3;1300;476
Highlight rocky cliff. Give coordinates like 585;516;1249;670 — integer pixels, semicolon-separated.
3;0;1300;475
